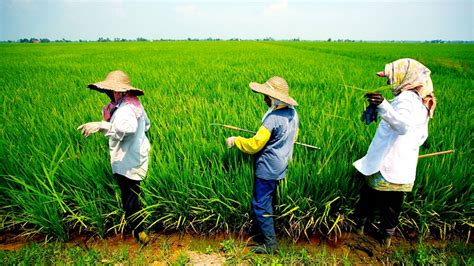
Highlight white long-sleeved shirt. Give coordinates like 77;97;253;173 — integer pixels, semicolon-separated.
105;102;150;181
353;91;429;184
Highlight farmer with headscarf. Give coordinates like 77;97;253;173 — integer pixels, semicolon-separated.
77;70;151;244
226;76;299;254
353;58;436;248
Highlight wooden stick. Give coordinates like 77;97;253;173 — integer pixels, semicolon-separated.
212;123;321;150
418;150;455;159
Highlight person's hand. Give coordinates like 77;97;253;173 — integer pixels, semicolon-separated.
226;136;237;148
77;121;110;137
77;122;102;137
365;92;384;106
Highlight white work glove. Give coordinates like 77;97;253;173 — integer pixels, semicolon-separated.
77;121;111;137
226;136;237;148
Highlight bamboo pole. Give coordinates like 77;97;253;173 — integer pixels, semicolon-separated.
418;149;455;159
213;123;455;156
211;123;321;150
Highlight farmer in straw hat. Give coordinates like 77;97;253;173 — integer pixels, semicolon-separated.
353;58;436;248
77;70;151;244
226;76;299;254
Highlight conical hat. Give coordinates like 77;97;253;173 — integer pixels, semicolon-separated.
249;76;297;106
87;70;144;96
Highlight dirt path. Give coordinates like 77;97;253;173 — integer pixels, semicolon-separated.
0;231;470;264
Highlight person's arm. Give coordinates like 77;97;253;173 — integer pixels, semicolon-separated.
234;125;271;154
144;110;151;132
377;95;415;135
104;106;138;141
77;121;111;137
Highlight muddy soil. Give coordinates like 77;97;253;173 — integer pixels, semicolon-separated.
0;230;468;264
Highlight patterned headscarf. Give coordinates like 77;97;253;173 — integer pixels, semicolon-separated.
383;58;436;118
102;94;143;122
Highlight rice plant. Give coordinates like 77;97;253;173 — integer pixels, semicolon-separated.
1;41;472;241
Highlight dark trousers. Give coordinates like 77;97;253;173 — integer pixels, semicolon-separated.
114;174;143;234
355;182;404;235
251;176;279;247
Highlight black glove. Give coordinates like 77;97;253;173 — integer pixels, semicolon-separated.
361;104;378;125
360;92;384;125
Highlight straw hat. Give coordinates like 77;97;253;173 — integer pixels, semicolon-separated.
87;70;144;96
249;76;298;106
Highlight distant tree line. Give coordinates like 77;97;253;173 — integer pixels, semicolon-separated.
6;37;154;43
2;37;473;44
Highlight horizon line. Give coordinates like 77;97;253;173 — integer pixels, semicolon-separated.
2;38;473;43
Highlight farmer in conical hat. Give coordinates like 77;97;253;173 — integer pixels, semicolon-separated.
77;70;151;245
353;58;436;248
226;76;299;254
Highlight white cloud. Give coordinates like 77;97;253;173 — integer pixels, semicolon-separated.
173;4;198;15
262;0;288;16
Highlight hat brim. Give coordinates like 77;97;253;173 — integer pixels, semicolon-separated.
87;81;144;96
249;82;298;106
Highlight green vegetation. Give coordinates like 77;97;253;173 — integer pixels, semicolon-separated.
1;236;472;265
0;42;472;241
0;242;156;265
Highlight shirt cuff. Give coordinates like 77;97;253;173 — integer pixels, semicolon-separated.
100;121;112;132
376;99;391;116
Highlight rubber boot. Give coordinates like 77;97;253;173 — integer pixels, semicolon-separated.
252;234;277;254
355;217;368;236
252;243;277;254
380;228;395;248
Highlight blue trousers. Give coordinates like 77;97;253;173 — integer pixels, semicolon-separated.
252;176;278;247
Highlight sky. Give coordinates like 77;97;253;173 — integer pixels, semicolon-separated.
0;0;472;41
